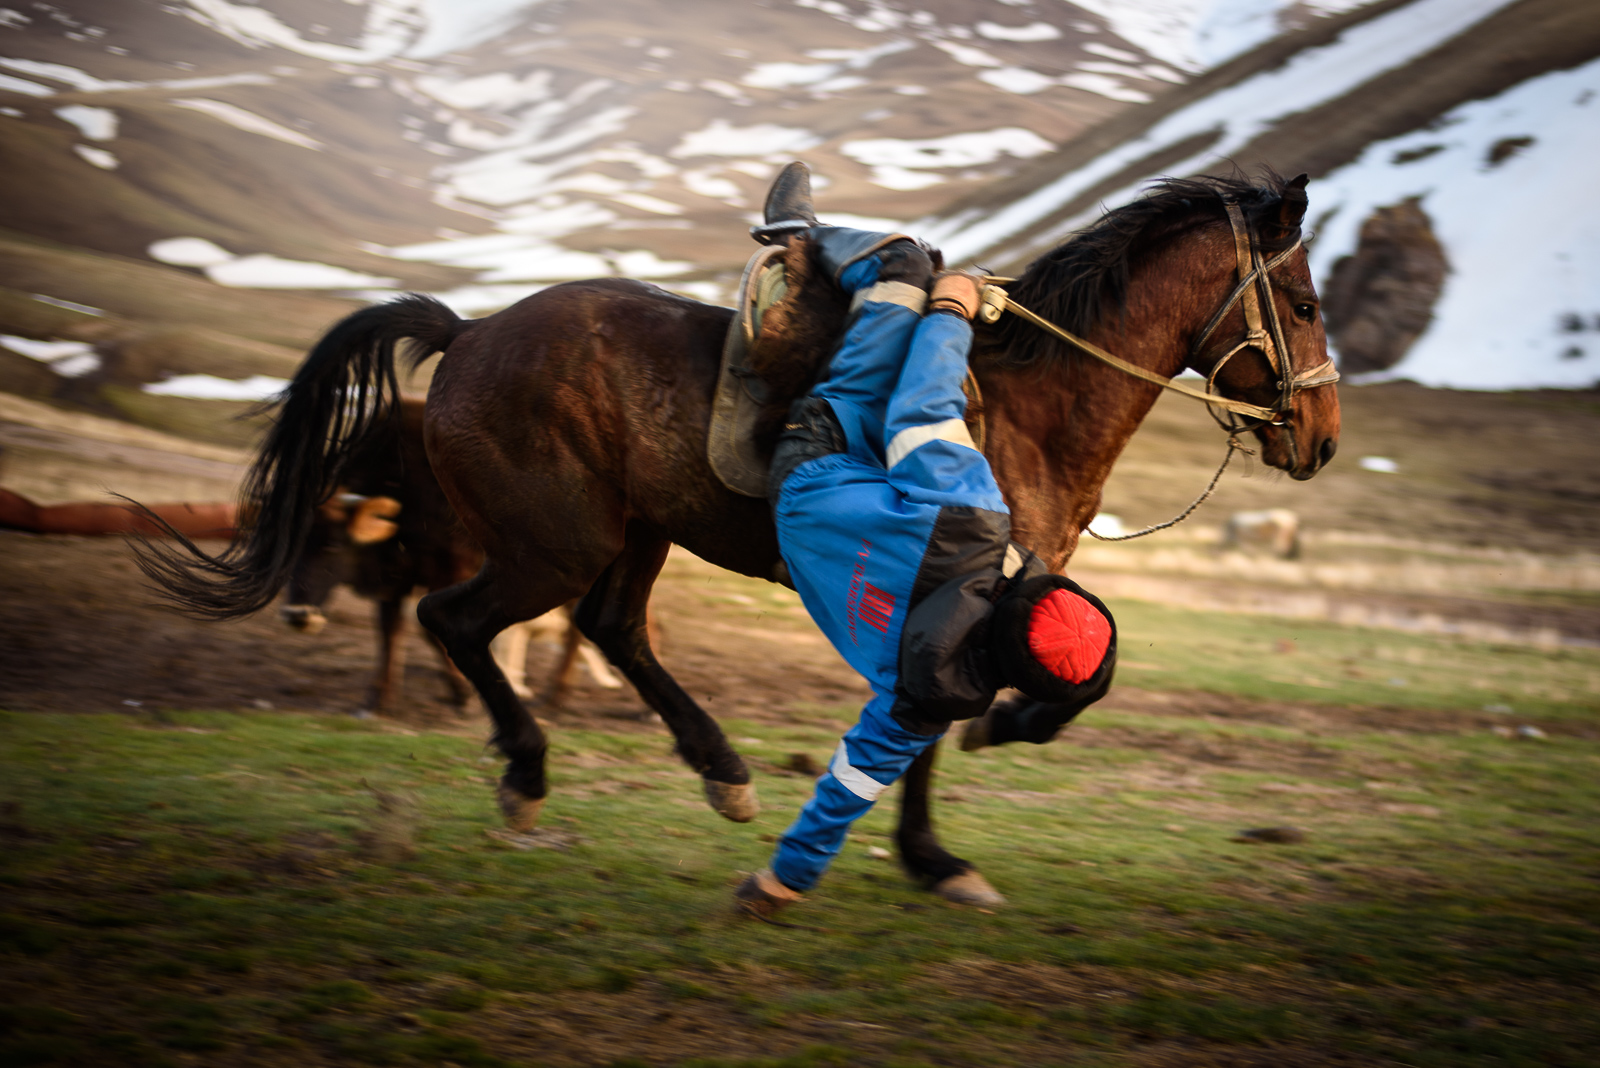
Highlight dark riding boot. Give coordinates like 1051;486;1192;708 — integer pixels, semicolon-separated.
750;161;819;245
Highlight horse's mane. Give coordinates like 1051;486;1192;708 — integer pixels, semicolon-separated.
985;171;1301;368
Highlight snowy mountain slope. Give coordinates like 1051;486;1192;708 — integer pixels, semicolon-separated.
928;0;1600;389
0;0;1382;310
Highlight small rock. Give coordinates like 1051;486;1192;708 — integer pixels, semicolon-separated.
786;752;822;776
1490;725;1515;739
866;845;892;860
1233;826;1306;845
1516;725;1547;740
251;699;275;711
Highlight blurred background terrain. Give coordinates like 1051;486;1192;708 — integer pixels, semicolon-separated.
2;4;1599;1064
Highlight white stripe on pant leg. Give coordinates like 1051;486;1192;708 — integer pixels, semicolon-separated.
830;740;890;801
885;418;977;469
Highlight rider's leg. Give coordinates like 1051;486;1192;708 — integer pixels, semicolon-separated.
882;309;1007;513
806;238;933;461
767;692;946;892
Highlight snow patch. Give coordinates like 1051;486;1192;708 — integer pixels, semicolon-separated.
0;56;138;91
1059;71;1153;103
149;237;235;267
975;21;1060;42
171;98;321;149
842;128;1054;169
978;67;1057;95
55;103;115;139
0;335;100;377
1067;0;1382;73
0;72;52;96
183;0;549;62
73;144;117;169
206;255;398;289
742;39;911;89
416;69;552;111
31;295;102;316
671;119;820;158
933;40;1003;68
143;374;289;401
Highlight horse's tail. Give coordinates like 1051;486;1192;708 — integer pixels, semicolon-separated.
132;294;465;619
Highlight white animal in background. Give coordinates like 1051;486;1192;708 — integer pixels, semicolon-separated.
491;606;623;705
1221;509;1301;559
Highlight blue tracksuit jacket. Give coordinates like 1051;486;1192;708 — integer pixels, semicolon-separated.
768;260;1014;892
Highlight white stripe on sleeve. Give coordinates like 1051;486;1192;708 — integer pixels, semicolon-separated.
885;417;976;469
849;280;928;315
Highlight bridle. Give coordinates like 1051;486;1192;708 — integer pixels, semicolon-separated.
1190;196;1340;436
974;192;1340;540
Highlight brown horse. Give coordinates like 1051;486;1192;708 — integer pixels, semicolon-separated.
137;170;1339;904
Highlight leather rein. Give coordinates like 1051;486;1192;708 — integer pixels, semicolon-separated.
972;196;1340;541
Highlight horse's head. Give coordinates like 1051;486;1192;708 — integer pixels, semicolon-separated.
1184;175;1341;481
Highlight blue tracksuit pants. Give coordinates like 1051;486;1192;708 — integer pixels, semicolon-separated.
768;260;1009;892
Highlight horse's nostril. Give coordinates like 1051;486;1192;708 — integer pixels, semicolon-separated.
1318;437;1338;468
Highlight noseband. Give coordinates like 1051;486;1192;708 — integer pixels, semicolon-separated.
975;191;1341;539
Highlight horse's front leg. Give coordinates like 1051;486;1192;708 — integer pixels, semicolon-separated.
575;527;758;822
896;740;1006;906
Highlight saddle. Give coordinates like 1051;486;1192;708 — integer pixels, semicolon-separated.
706;237;849;497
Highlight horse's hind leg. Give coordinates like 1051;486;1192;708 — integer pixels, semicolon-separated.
897;742;1005;906
574;525;758;822
417;563;586;830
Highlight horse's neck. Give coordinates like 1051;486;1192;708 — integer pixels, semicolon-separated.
980;311;1189;571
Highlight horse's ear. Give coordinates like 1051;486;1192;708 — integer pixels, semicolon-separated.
1276;173;1310;231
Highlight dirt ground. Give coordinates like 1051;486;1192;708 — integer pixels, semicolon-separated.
0;529;863;727
0;528;1559;742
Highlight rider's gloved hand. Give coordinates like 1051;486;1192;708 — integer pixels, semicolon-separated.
928;272;982;320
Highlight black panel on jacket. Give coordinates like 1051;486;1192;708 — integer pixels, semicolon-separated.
768;395;848;505
896;568;1006;723
905;506;1010;610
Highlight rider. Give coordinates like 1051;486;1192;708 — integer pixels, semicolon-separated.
734;219;1118;917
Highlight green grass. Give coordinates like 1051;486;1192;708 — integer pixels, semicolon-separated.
1110;598;1600;721
2;688;1598;1066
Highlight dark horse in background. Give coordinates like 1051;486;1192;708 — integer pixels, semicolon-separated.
139;169;1340;905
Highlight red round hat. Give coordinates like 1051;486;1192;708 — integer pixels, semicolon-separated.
991;573;1117;703
1027;587;1114;684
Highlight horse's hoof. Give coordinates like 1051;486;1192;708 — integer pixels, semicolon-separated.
496;784;545;832
704;779;759;823
933;871;1006;907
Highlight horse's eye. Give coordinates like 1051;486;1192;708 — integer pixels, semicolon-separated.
1293;302;1317;322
